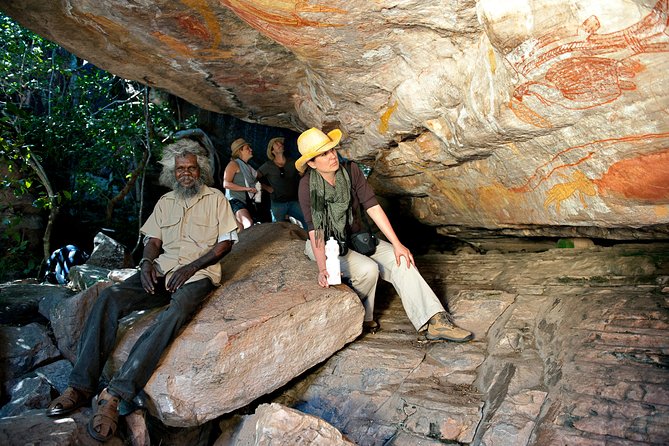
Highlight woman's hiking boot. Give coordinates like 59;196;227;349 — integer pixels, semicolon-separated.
426;312;473;342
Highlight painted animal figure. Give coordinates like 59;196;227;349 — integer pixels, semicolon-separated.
544;171;597;213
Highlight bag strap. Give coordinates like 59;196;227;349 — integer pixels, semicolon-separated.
344;161;373;233
235;158;258;201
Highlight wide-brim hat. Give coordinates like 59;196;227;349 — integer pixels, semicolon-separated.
295;128;342;173
266;137;285;160
231;138;249;156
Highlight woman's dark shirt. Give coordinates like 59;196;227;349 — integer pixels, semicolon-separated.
298;161;378;233
258;158;300;203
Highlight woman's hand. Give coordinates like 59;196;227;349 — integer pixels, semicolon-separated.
317;269;330;288
366;205;415;268
247;186;257;193
392;242;415;268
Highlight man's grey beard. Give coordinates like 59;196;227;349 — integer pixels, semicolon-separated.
173;177;204;199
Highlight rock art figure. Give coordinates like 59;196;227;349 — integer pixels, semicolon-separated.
508;0;669;126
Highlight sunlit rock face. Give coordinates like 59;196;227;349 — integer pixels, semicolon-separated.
3;0;668;238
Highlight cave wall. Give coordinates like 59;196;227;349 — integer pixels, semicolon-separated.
1;0;668;238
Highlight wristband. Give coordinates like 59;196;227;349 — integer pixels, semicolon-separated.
139;257;155;268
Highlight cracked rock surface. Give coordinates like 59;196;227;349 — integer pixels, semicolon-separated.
272;242;669;445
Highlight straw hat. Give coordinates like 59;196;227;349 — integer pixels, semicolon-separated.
231;138;249;159
266;137;285;160
294;128;342;173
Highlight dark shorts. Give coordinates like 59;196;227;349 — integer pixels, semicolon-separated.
229;198;248;214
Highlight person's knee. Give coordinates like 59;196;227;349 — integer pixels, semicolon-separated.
237;210;253;228
95;286;121;310
157;300;193;330
355;260;380;283
170;286;210;318
169;295;197;318
389;256;419;280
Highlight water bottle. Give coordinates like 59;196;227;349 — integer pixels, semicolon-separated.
325;237;341;285
254;181;262;203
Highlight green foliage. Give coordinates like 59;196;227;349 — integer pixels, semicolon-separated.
0;13;195;281
0;213;38;279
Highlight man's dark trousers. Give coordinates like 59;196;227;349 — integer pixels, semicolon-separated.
68;272;215;402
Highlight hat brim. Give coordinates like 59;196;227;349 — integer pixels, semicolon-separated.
231;139;249;154
266;137;285;160
295;129;342;173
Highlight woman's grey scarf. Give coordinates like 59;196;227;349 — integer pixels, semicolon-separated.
235;158;258;200
310;167;352;245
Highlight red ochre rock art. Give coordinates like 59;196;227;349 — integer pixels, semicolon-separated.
220;0;347;47
514;56;644;109
508;0;669;126
511;133;669;212
177;14;213;43
594;148;669;203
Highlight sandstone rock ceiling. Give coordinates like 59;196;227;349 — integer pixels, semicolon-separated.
2;0;668;239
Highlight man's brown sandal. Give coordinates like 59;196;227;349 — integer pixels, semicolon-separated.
46;387;92;417
87;388;121;442
363;320;379;334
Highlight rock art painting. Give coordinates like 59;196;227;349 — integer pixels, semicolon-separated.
152;0;232;59
594;148;669;203
507;0;669;127
151;0;348;58
543;171;597;213
511;133;669;213
378;102;398;134
220;0;347;47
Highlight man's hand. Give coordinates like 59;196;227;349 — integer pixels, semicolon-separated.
140;261;159;294
166;264;198;292
140;237;163;293
162;240;232;293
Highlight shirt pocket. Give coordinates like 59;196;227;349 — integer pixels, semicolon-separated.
188;219;218;249
161;214;182;246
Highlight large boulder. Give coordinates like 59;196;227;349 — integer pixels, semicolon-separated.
66;264;114;291
86;232;134;270
0;375;53;418
130;223;364;426
0;282;73;325
219;403;355;446
0;408;124;446
43;281;114;362
0;323;60;385
48;222;364;427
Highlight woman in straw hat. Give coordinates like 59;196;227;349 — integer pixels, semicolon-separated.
295;127;473;341
257;136;307;229
223;138;260;231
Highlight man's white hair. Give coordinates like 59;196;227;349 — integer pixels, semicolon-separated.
159;139;214;187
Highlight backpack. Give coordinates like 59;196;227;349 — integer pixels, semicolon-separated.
45;245;89;284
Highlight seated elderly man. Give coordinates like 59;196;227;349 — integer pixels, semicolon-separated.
46;139;238;442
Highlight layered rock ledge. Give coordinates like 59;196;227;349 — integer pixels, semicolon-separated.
2;1;667;237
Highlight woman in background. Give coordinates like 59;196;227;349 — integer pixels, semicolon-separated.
258;137;307;229
223;138;259;231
